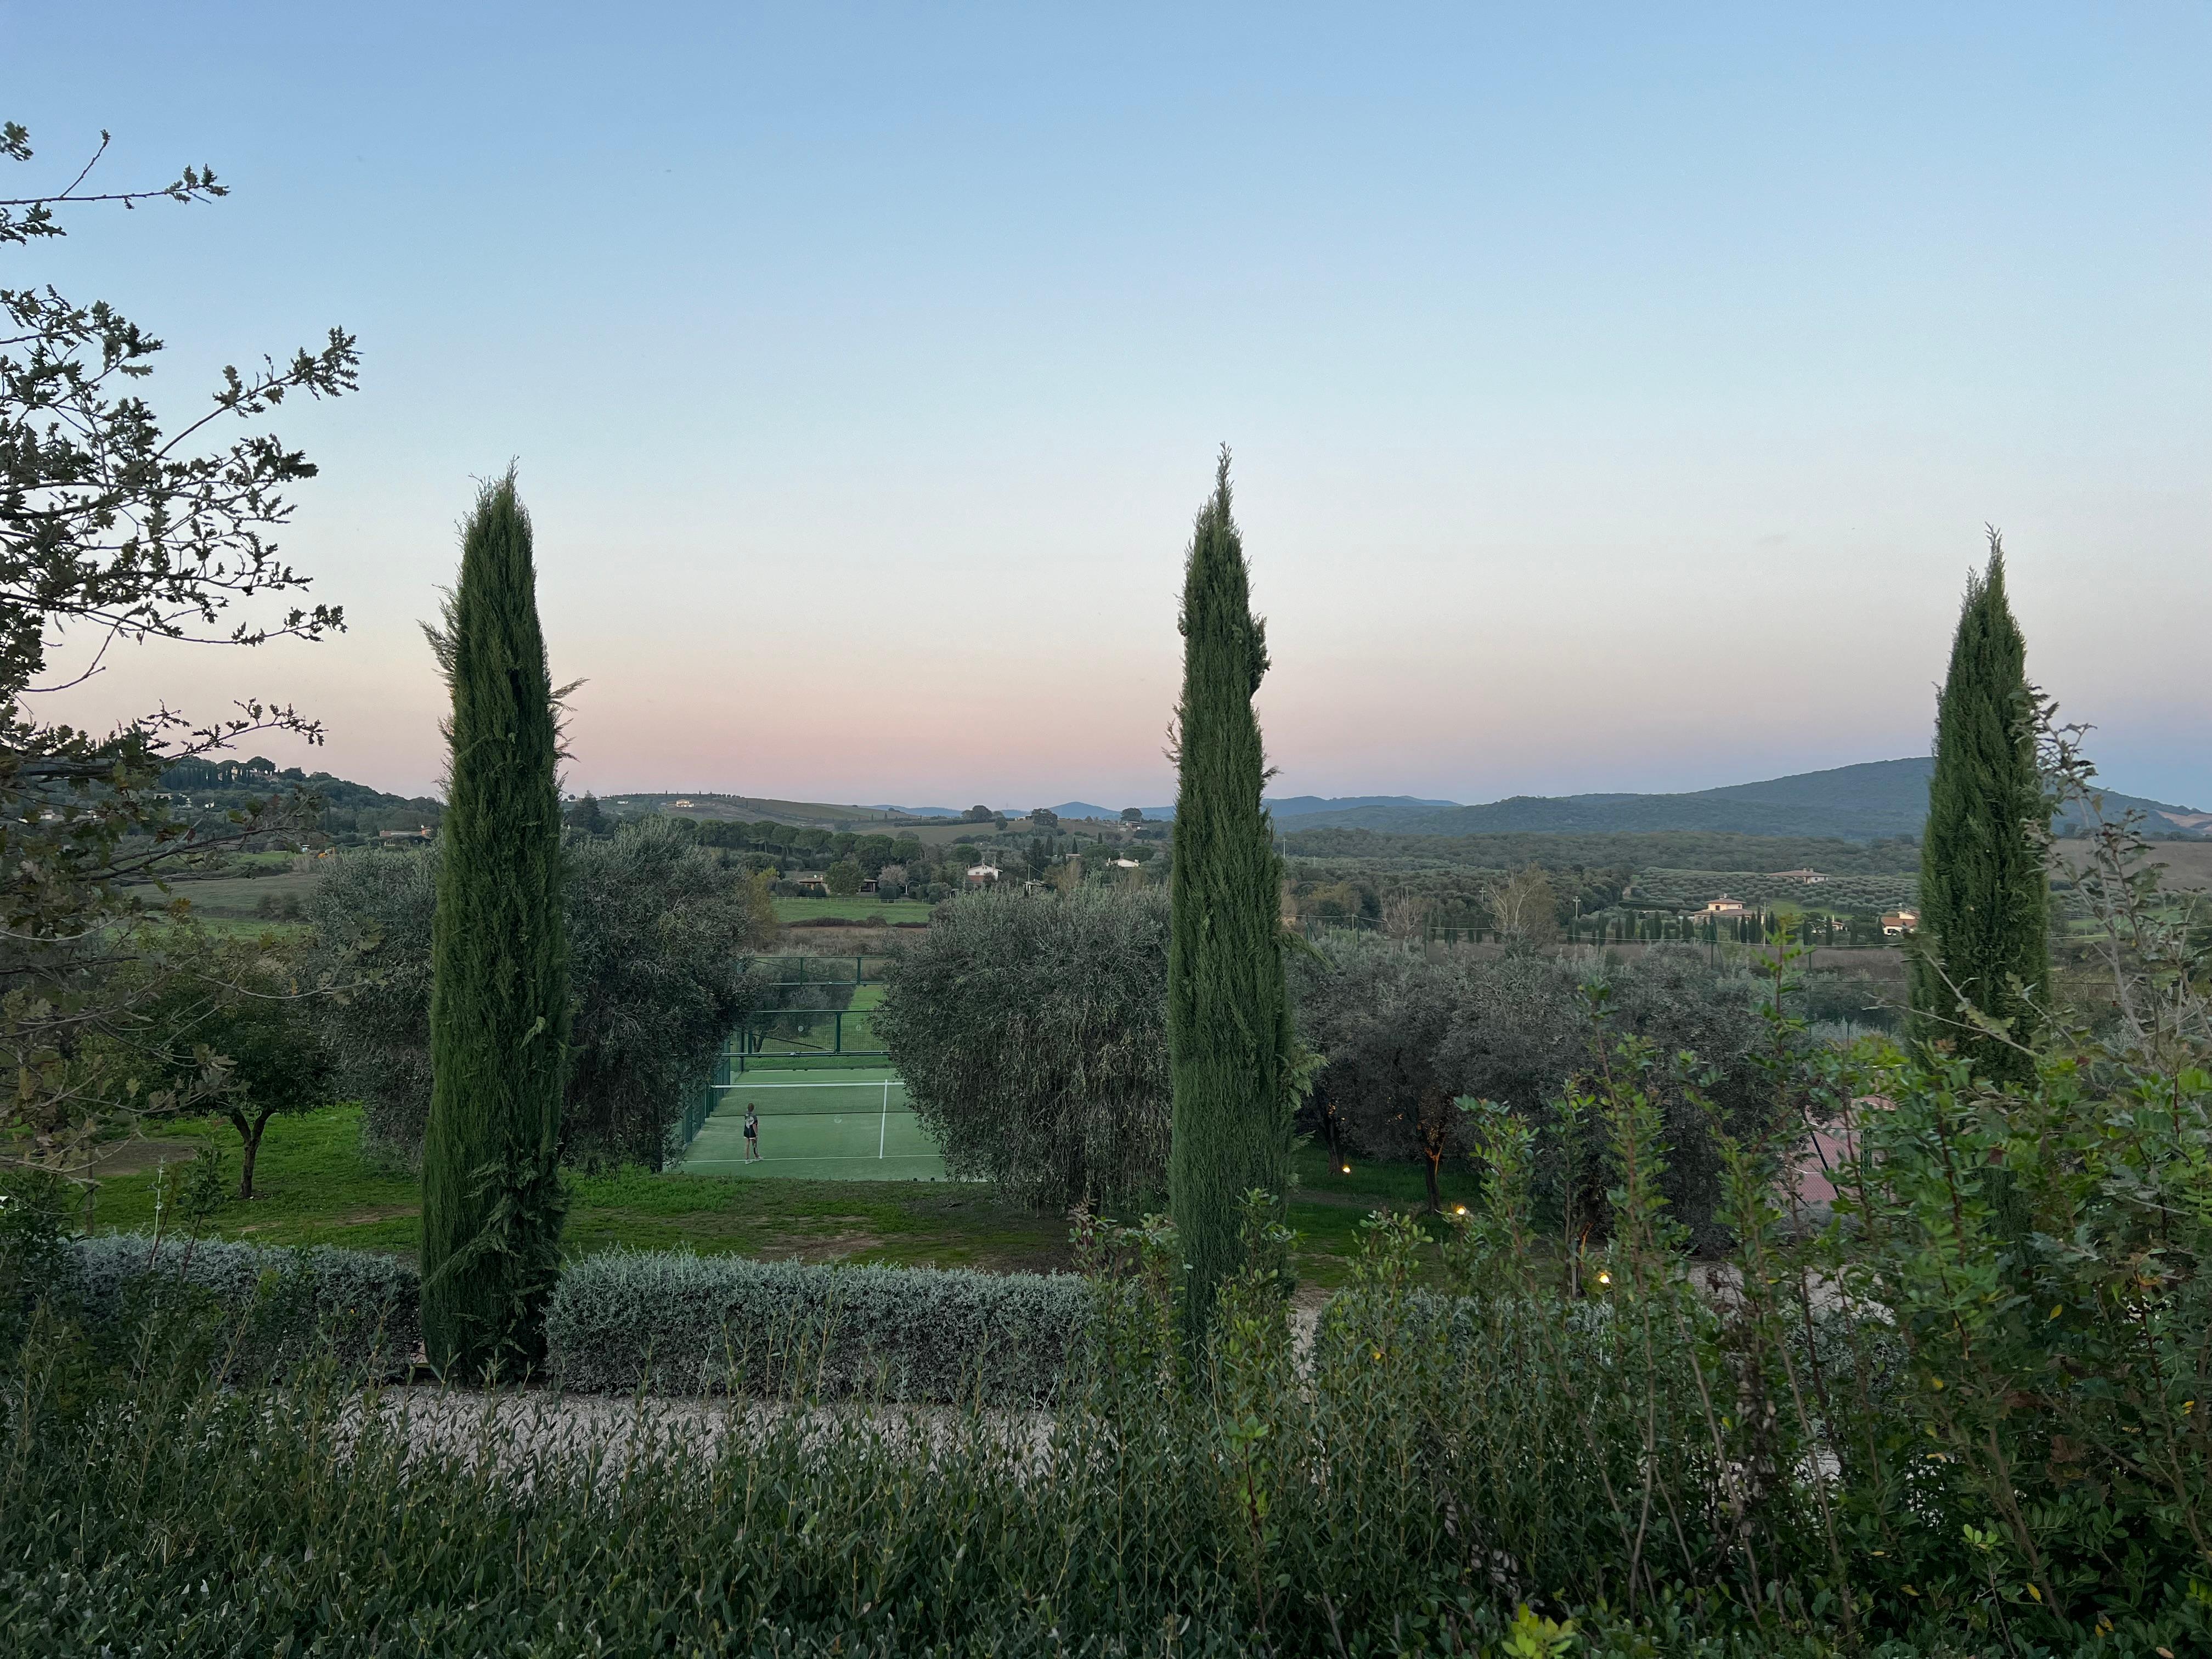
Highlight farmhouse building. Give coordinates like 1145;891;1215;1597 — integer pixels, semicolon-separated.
1881;909;1920;936
1695;896;1746;917
1771;868;1828;884
964;864;1002;885
785;871;830;895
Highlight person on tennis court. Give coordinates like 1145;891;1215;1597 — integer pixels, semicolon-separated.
743;1104;761;1163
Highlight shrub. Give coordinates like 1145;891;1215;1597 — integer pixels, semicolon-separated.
67;1233;417;1376
545;1248;1086;1404
876;887;1171;1209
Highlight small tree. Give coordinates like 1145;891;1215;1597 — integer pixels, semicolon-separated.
1120;806;1145;825
1030;808;1059;830
1167;450;1295;1345
1910;533;2050;1083
825;859;863;896
1486;864;1560;944
567;792;609;835
1298;943;1468;1211
131;937;334;1199
419;473;569;1376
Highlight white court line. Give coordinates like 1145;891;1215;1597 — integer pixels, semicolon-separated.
690;1154;930;1164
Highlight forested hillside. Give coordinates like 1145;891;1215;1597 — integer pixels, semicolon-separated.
1279;756;2207;840
158;757;443;841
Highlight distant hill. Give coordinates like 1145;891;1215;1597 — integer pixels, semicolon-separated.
1282;759;2209;843
1045;795;1453;824
1050;802;1171;822
156;757;442;837
1268;794;1457;819
246;759;2204;847
601;793;932;830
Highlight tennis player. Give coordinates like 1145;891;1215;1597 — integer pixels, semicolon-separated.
743;1104;760;1163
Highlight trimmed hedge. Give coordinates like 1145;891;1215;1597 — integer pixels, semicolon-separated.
69;1234;419;1376
546;1249;1088;1404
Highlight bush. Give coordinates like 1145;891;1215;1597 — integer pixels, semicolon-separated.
67;1234;417;1376
875;887;1171;1209
545;1248;1086;1404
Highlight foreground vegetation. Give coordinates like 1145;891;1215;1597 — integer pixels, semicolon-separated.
8;996;2207;1656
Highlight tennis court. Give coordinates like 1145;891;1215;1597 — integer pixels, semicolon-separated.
680;1065;952;1181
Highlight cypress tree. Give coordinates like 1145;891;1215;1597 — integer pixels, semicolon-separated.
420;471;571;1376
1910;532;2049;1084
1167;449;1294;1347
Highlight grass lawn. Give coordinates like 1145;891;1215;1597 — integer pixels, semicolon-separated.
148;870;321;921
775;895;934;924
80;1105;1471;1286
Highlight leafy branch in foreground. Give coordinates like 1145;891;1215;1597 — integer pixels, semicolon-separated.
2;120;358;1171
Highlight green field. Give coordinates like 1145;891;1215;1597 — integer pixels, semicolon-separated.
683;1066;950;1181
774;894;934;923
73;1105;1471;1285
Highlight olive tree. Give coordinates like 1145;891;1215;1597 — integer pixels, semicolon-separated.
1294;939;1784;1248
310;819;773;1169
875;887;1170;1209
117;934;336;1199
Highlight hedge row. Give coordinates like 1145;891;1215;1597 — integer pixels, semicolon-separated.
68;1234;420;1376
544;1249;1089;1403
60;1236;1089;1404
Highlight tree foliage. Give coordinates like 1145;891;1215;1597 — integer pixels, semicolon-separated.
875;888;1170;1210
1910;533;2050;1082
1;121;357;1168
310;822;772;1170
419;475;568;1376
1167;452;1294;1342
1294;938;1781;1247
125;934;335;1199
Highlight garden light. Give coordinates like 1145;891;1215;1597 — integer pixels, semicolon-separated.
1595;1271;1611;1286
1453;1205;1467;1216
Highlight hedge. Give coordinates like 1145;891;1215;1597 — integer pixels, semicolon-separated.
546;1249;1088;1403
69;1234;419;1377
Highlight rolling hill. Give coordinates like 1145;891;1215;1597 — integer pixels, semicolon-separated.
1276;759;2208;843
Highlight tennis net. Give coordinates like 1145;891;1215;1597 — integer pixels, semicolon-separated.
712;1078;911;1118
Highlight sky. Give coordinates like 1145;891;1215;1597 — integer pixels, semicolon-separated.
11;2;2209;809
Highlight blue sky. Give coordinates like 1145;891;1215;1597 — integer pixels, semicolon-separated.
12;3;2208;806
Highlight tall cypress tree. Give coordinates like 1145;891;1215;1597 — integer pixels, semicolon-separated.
1167;449;1294;1347
1910;532;2049;1084
420;472;571;1376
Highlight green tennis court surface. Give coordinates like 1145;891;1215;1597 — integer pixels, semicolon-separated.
681;1066;953;1181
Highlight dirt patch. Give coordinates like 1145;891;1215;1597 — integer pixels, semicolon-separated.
80;1138;208;1177
334;1206;420;1228
759;1231;889;1264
